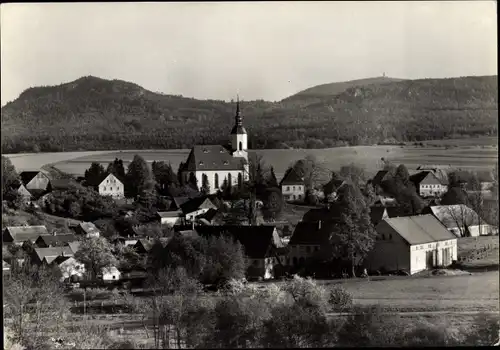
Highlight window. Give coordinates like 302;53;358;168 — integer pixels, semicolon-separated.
203;148;208;153
103;187;106;191
428;244;431;248
214;173;219;188
239;142;242;151
389;234;392;240
286;186;290;191
199;161;204;165
292;194;296;199
223;161;229;165
298;194;302;199
292;186;295;190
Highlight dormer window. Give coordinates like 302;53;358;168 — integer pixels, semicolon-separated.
220;149;224;153
223;161;229;165
199;161;204;166
203;148;208;153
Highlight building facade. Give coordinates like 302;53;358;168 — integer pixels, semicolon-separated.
410;171;448;197
98;173;124;199
280;168;305;202
181;100;249;194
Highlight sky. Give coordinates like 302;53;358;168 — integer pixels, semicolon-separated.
1;1;497;105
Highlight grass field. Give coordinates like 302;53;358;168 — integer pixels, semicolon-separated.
457;236;499;269
4;137;498;183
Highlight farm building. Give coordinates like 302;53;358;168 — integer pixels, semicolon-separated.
32;246;74;265
19;171;51;194
3;225;49;245
97;173;124;199
409;171;448;197
422;205;494;237
280;167;306;202
365;214;457;275
287;221;330;267
157;210;184;226
194;225;286;280
12;184;32;202
180;100;249;194
35;233;78;248
74;222;100;237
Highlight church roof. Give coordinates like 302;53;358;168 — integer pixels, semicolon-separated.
231;125;247;134
183;145;247;172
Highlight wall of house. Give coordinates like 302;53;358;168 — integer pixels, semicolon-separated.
282;184;305;201
185;208;212;221
26;173;50;191
419;183;447;197
468;224;493;237
102;269;121;281
409;239;457;274
160;216;183;226
365;225;411;273
287;244;321;266
182;170;247;194
98;177;124;199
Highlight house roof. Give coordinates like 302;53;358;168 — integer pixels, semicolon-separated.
172;196;194;209
280;168;304;185
4;225;49;243
157;210;184;218
426;205;486;228
51;255;74;266
36;233;78;246
372;170;390;187
19;171;44;185
194;225;282;259
197;208;218;222
180;196;217;215
410;171;442;186
13;184;32;197
50;178;80;191
77;222;100;235
34;246;74;263
98;173;123;186
134;239;154;252
183;145;246;172
288;221;333;245
302;204;344;223
379;214;456;245
68;241;81;254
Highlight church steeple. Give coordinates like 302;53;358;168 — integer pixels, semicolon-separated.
231;95;246;135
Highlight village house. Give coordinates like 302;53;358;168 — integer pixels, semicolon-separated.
97;173;125;199
51;256;85;282
416;165;451;185
180;100;249;194
287;221;330;267
365;214;458;275
157;210;184;226
35;233;78;248
3;225;49;245
73;222;100;237
101;266;121;281
194;225;286;280
422;205;493;237
32;246;74;265
19;171;51;196
410;171;448;197
280;168;305;202
12;183;32;203
370;170;393;191
180;196;218;222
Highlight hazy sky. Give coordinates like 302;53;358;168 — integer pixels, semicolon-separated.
1;1;497;104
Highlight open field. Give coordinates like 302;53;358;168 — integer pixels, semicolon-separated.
4;138;498;183
457;236;499;269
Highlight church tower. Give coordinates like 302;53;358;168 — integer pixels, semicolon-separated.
230;96;248;160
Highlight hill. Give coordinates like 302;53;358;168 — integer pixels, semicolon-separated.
283;76;405;101
1;75;497;153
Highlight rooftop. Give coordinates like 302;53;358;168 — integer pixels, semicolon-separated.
183;145;246;172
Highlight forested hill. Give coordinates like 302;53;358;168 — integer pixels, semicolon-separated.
1;75;497;153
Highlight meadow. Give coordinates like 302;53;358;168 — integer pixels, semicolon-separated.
4;137;497;183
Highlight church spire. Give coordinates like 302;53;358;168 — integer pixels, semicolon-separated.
235;95;242;126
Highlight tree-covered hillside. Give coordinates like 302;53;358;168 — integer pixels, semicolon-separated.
1;75;497;153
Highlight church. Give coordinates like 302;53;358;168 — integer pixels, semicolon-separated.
181;99;249;193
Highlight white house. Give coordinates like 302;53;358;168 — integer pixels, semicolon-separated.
52;256;85;282
157;210;184;226
423;205;494;237
101;266;121;281
286;221;328;267
280;168;305;202
410;171;448;197
180;196;218;222
365;214;458;275
98;173;124;199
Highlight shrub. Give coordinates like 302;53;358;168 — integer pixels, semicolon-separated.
68;287;114;302
328;285;353;313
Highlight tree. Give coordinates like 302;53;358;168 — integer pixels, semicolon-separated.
268;166;279;188
394;164;410;186
201;173;210;195
339;163;366;186
292;155;327;190
441;187;468;206
74;236;117;280
187;172;198;191
330;183;377;277
152;161;178;194
2;156;20;196
323;172;342;197
127;154;155;198
106;158;126;181
362;183;377;207
84;162;106;187
177;162;186;186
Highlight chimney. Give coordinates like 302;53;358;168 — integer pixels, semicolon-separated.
318;220;322;230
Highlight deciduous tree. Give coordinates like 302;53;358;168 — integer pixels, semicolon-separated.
74;236;117;280
2;156;19;196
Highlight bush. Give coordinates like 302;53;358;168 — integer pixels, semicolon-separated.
328;285;353;313
68;287;114;302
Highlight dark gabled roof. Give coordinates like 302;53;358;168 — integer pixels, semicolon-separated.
197;208;218;222
379;214;456;245
36;234;78;246
409;171;442;186
280;168;304;185
172;196;193;209
369;207;388;226
302;204;343;223
50;178;80;191
19;171;43;185
183;145;246;172
180;196;217;215
4;226;49;243
134;239;154;252
194;225;282;259
34;246;74;263
288;221;332;245
372;170;390;187
77;222;100;235
385;206;411;218
157;210;184;218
